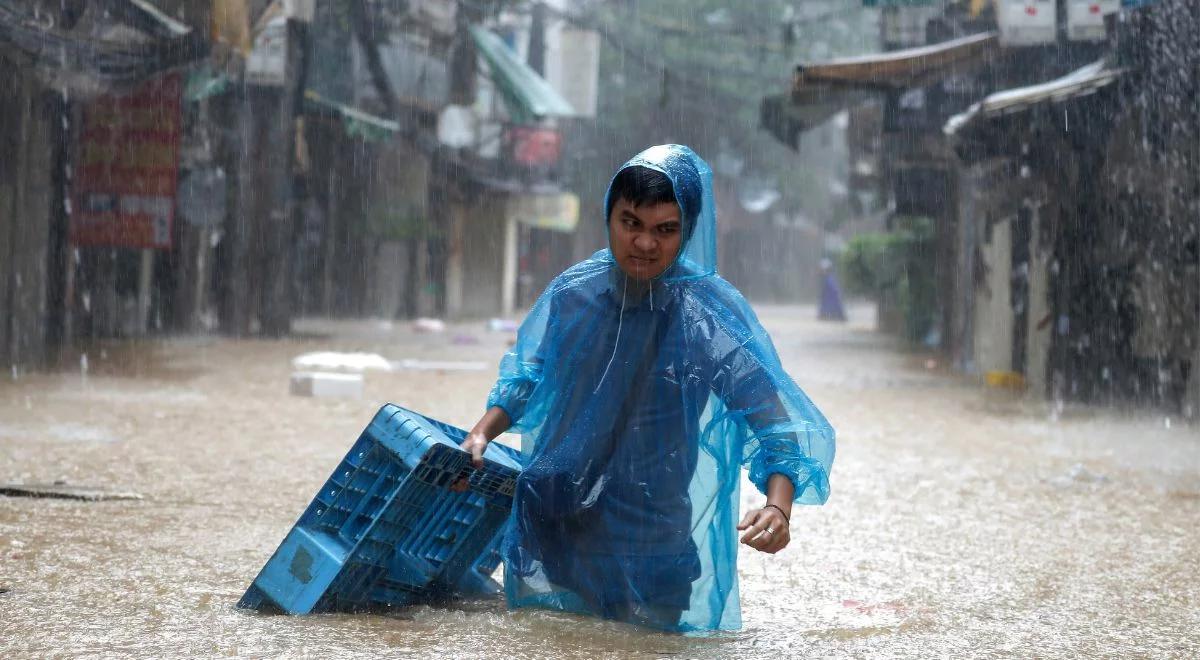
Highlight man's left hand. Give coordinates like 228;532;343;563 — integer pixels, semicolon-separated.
737;506;791;554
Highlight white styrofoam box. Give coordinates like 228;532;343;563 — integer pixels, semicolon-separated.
290;371;364;398
998;0;1057;47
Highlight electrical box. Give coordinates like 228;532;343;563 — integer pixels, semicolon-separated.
997;0;1057;46
1067;0;1119;42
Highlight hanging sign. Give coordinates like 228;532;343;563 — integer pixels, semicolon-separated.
72;73;182;249
246;15;288;86
506;193;580;232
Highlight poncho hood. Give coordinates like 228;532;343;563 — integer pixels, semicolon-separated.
602;144;717;282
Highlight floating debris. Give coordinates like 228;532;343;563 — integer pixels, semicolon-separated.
291;352;393;373
391;359;487;372
412;318;447;333
0;483;144;502
486;319;519;333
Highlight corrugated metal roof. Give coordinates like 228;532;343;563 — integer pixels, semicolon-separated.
944;60;1123;135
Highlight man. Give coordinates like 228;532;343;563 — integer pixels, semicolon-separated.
461;145;835;631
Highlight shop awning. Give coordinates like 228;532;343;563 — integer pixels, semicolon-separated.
761;32;998;149
182;74;402;144
793;32;998;91
303;90;400;142
184;64;231;103
469;25;575;124
944;61;1123;136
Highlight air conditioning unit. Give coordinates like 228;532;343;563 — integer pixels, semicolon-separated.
1066;0;1119;41
880;6;942;49
997;0;1057;46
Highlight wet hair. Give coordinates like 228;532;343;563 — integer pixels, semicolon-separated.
608;166;676;211
606;165;700;240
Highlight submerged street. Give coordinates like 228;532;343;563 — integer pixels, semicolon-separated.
1;304;1196;658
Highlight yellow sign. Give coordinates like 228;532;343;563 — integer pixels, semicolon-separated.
506;193;580;232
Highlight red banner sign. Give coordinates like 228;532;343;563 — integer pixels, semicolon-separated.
71;74;182;249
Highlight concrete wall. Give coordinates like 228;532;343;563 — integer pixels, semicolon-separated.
1024;205;1053;398
956;157;1053;393
1189;343;1200;420
362;143;430;319
954;158;1008;373
972;218;1013;375
443;193;508;321
0;65;54;373
365;240;409;319
459;196;507;319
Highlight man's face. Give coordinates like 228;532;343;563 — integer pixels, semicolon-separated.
608;197;684;281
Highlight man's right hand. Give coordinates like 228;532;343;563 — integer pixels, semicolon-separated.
452;407;511;492
451;431;491;493
461;431;490;469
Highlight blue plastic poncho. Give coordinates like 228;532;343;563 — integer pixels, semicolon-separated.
488;145;835;632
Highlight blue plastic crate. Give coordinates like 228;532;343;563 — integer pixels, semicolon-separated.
238;404;522;614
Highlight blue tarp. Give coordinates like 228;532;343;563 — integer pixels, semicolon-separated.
487;145;835;632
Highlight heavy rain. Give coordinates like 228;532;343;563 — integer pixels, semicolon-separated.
1;1;1197;658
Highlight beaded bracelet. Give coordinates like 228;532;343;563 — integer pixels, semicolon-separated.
762;503;790;524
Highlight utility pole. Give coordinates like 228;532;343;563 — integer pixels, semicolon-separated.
506;1;549;315
440;2;483;319
256;1;313;336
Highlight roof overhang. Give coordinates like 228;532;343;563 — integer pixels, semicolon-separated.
944;60;1123;136
793;32;999;92
761;32;999;149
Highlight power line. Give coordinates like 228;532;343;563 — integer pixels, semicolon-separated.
540;4;789;100
0;2;206;83
633;5;865;50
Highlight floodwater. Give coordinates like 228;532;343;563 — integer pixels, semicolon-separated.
1;304;1197;658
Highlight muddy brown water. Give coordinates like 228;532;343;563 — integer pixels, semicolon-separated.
1;306;1197;658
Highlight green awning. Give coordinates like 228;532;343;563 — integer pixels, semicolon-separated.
184;65;231;103
182;70;399;143
469;26;576;124
303;91;400;143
